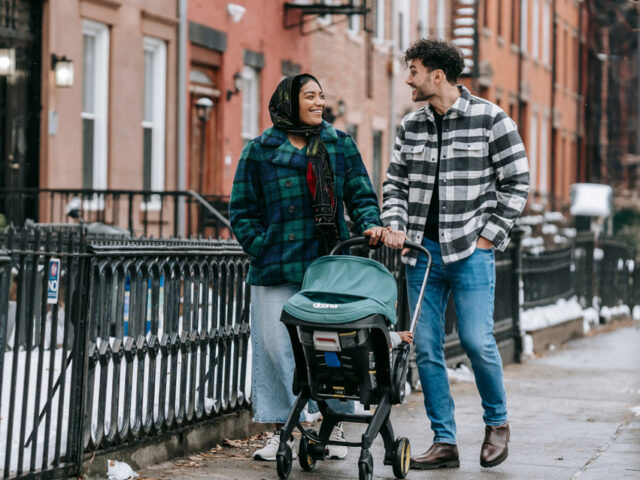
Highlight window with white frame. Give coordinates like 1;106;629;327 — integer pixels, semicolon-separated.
529;111;538;192
532;0;540;60
317;0;334;25
397;0;409;50
419;0;430;39
539;115;549;194
82;19;109;192
542;1;550;64
520;0;528;51
375;0;385;41
142;36;166;208
436;0;446;40
347;0;361;34
241;65;260;142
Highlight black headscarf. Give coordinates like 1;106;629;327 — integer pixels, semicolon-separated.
268;74;340;255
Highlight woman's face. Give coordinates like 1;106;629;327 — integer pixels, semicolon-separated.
298;80;325;126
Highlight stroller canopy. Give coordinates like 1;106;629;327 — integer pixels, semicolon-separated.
283;255;398;324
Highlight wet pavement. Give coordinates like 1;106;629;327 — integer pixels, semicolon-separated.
136;323;640;480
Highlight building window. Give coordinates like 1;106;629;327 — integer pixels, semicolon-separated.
497;0;503;37
532;0;539;60
520;0;528;52
419;0;430;39
542;1;550;64
436;0;446;40
540;115;548;194
241;65;260;142
510;0;519;45
375;0;385;40
142;37;166;207
397;0;409;50
529;112;538;193
82;19;109;191
347;0;361;34
483;0;490;28
372;130;383;198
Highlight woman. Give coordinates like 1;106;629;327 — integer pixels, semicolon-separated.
229;74;382;461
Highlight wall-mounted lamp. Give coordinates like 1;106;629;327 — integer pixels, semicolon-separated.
0;49;16;76
322;99;346;124
226;72;243;101
51;54;74;87
196;97;214;122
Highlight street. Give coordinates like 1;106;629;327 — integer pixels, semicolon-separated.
137;322;640;480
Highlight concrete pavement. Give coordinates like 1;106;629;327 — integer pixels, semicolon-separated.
137;323;640;480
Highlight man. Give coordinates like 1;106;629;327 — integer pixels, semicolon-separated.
370;39;529;469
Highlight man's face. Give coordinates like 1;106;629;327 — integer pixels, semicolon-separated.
405;59;437;102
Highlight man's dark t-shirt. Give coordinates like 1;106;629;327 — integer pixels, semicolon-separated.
424;109;443;243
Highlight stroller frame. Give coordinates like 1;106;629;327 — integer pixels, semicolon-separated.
275;237;432;480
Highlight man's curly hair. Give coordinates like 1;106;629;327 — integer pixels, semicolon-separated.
405;39;465;84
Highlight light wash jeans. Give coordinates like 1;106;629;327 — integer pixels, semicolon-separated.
406;238;507;444
250;284;354;423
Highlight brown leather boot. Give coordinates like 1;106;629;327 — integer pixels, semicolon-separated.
410;442;460;470
480;423;510;467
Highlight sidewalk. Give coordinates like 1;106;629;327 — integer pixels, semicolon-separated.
137;323;640;480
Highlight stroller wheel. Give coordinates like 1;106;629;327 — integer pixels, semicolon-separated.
298;430;318;471
276;444;293;479
358;449;374;480
392;437;411;478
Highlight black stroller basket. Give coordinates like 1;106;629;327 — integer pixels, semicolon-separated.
275;237;432;480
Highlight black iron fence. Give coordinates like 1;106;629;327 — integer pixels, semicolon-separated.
1;224;639;479
0;188;231;239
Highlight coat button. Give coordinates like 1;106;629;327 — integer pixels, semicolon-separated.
285;180;292;187
289;205;295;213
289;233;295;241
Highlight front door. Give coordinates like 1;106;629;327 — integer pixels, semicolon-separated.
0;0;43;225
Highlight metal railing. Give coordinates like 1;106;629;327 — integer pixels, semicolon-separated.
0;188;231;239
1;224;639;479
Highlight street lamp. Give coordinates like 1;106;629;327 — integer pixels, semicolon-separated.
195;97;214;193
0;49;16;76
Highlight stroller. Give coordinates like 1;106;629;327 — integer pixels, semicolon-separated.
275;237;432;480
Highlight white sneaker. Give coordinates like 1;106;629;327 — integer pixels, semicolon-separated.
253;432;297;461
327;423;348;459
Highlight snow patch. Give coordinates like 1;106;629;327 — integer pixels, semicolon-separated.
520;297;584;332
562;228;577;238
447;364;474;384
522;236;544;247
594;248;604;261
630;405;640;417
633;305;640;321
582;308;600;334
522;334;534;357
600;304;630;323
519;215;544;226
542;224;559;235
544;211;565;222
107;460;139;480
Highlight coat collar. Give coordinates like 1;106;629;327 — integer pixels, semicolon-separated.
416;84;472;121
259;120;339;147
260;121;339;171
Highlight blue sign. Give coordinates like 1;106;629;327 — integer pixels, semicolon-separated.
47;258;61;304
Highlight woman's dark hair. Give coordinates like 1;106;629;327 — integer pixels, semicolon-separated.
291;74;321;125
404;39;465;84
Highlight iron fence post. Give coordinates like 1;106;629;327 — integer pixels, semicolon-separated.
510;228;524;363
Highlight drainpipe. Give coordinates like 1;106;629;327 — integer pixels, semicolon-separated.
516;0;523;130
550;0;557;209
576;2;584;183
177;0;187;237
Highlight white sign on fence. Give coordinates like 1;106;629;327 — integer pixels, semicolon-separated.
47;258;61;304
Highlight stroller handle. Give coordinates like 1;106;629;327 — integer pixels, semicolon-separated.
330;236;432;335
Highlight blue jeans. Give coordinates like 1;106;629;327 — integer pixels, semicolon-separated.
406;238;507;444
250;284;354;423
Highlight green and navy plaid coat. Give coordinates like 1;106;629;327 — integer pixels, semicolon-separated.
230;121;381;286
